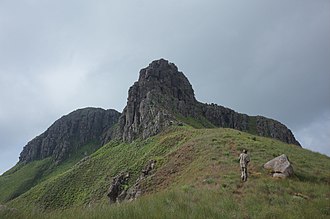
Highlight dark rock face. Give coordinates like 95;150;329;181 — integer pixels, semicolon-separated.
116;59;197;141
255;116;300;146
199;104;300;145
19;108;120;164
117;58;300;146
201;103;249;131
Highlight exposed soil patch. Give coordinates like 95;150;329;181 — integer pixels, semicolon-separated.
145;143;196;192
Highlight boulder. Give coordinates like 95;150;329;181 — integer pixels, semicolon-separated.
264;154;294;178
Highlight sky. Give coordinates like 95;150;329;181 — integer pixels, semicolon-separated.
0;0;329;174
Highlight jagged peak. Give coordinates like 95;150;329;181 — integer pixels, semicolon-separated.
133;59;196;103
146;58;178;70
117;59;300;146
138;58;178;80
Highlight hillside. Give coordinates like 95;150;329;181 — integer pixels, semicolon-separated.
1;125;329;218
0;59;326;218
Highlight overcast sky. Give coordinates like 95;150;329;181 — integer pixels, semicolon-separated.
0;0;329;174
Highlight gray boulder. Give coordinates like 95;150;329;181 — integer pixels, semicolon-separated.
264;154;294;178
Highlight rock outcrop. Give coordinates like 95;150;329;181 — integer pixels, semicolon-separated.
107;172;130;204
19;108;120;164
255;116;300;146
107;160;157;204
116;58;300;146
264;154;294;178
125;160;157;201
200;103;249;131
116;59;197;142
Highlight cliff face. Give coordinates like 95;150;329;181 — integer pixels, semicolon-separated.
19;108;120;164
116;59;197;141
117;59;300;146
200;103;249;131
255;116;300;145
199;104;300;145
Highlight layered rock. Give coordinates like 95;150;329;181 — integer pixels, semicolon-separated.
19;108;120;164
200;103;249;131
116;58;300;146
255;116;300;146
116;59;197;142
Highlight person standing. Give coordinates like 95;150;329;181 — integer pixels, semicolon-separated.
239;149;250;182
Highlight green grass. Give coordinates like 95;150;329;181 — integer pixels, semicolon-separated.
0;158;52;203
176;115;216;129
247;116;258;135
1;126;329;218
0;141;99;204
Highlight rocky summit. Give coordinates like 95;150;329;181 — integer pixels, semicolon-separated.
116;59;198;142
116;58;300;146
19;108;120;164
18;59;300;165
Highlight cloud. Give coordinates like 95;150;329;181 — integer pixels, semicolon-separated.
296;111;330;156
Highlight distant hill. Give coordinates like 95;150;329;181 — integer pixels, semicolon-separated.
2;59;326;219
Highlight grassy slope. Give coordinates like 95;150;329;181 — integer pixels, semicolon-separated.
1;126;330;218
0;142;99;204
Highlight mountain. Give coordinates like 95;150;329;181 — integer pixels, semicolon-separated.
19;59;300;166
116;59;300;145
2;59;325;219
18;58;300;166
19;108;120;164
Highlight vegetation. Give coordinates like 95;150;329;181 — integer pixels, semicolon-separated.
0;142;99;203
1;125;329;218
247;116;258;135
176;115;216;129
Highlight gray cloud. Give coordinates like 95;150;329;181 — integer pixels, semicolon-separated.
1;0;329;174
